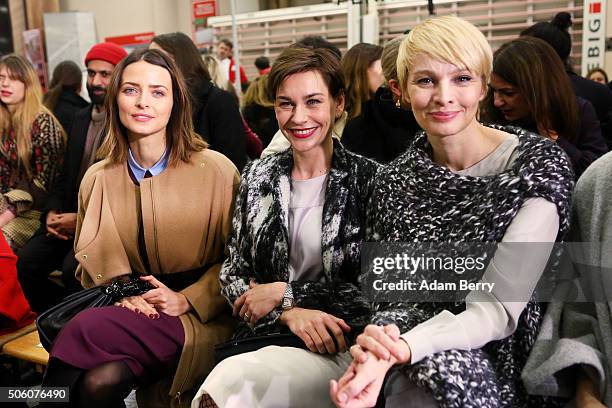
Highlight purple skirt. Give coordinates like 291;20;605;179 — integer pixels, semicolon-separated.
50;306;185;380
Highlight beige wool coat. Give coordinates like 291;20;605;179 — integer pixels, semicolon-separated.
74;148;239;407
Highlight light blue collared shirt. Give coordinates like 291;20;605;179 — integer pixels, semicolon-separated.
127;147;169;183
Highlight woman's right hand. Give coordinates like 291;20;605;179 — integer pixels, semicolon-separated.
114;295;160;319
233;280;286;324
330;351;392;408
280;307;351;354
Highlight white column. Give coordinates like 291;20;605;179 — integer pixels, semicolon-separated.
581;0;607;75
346;0;361;48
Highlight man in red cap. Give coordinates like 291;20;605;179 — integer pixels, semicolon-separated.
17;42;127;313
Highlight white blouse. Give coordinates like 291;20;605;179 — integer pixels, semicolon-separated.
287;173;328;283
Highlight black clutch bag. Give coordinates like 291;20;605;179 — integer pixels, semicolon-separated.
36;277;155;351
214;332;307;363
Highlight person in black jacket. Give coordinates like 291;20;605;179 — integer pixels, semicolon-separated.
521;12;612;150
342;35;420;163
241;75;278;148
43;60;88;133
151;32;247;172
17;42;127;313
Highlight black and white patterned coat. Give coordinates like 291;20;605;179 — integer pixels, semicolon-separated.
220;140;378;338
367;126;574;407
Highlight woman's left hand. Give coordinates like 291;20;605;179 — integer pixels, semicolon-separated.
233;280;287;324
330;352;392;408
140;275;192;316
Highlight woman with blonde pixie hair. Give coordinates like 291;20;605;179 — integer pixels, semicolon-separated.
331;16;572;407
0;55;64;251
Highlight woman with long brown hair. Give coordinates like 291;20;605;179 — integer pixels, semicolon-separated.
521;12;612;149
482;36;607;178
43;60;88;132
0;55;64;251
341;43;384;120
40;48;238;408
341;36;420;163
150;32;247;171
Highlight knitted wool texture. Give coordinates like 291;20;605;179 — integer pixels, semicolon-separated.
367;125;574;407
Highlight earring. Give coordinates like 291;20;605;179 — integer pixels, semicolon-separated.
395;99;401;109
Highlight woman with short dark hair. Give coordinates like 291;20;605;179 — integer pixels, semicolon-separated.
193;45;377;408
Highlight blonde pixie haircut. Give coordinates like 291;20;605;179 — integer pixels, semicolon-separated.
397;16;492;91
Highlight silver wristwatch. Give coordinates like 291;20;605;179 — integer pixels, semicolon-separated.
281;283;294;310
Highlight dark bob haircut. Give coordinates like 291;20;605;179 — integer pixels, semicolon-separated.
267;46;344;102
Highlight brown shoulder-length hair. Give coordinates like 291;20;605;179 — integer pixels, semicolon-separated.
151;32;212;86
97;48;207;166
481;36;579;142
341;43;382;119
267;46;344;102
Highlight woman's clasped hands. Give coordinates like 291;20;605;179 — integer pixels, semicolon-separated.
330;324;412;408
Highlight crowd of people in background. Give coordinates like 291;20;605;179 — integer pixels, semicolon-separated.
0;10;611;408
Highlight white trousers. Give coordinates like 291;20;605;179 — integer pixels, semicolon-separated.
192;346;352;408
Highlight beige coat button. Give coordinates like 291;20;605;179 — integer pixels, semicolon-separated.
200;162;206;168
96;274;103;280
82;254;88;260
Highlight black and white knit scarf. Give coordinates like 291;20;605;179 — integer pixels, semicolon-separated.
367;125;574;407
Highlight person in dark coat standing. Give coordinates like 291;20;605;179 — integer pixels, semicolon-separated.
521;12;612;150
17;42;127;313
151;33;247;172
43;60;88;133
342;35;420;163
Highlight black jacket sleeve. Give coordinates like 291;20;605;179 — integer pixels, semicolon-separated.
558;98;608;179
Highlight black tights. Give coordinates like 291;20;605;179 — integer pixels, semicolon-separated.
40;358;135;408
